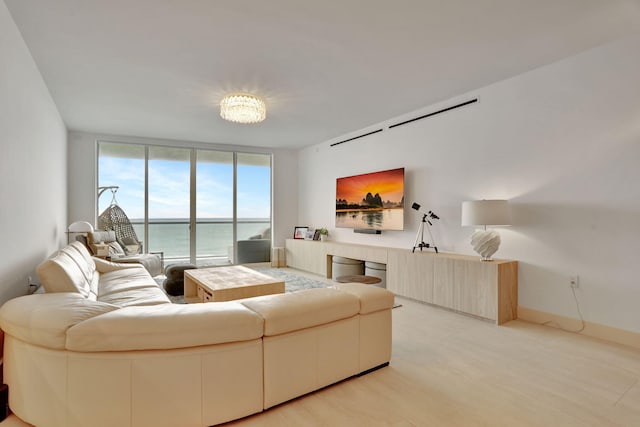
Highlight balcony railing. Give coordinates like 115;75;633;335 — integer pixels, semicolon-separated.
130;219;270;264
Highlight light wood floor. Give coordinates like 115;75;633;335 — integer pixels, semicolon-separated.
222;296;640;427
3;281;640;426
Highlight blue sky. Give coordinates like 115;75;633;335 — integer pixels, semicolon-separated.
98;157;271;220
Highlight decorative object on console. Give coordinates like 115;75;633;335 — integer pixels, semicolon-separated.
66;221;94;244
461;199;511;261
220;93;266;124
293;226;308;239
317;228;329;241
336;167;405;231
411;202;439;253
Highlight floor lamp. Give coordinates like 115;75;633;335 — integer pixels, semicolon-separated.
67;221;94;244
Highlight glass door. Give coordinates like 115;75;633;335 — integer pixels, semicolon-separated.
195;150;234;265
236;152;272;263
147;146;192;262
97;142;145;240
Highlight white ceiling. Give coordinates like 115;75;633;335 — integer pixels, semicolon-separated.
5;0;640;149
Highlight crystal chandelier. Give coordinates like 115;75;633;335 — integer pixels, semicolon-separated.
219;93;266;124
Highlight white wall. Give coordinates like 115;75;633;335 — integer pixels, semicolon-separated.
0;1;67;302
298;35;640;334
68;131;298;250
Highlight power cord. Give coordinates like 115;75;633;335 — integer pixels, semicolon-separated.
542;285;585;333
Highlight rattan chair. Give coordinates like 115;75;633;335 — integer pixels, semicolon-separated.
98;203;144;254
96;186;163;275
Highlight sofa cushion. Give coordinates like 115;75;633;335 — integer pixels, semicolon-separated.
97;266;169;306
241;288;359;336
88;274;100;300
98;267;160;297
65;241;97;280
93;257;143;274
331;283;395;314
88;230;125;256
37;247;92;297
0;293;119;350
89;230;117;244
98;287;170;307
66;302;263;351
112;253;163;277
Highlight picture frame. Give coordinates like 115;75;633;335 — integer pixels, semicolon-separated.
293;226;309;239
304;229;316;240
313;230;321;241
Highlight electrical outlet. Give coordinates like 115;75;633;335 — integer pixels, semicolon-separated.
27;276;39;294
570;275;579;288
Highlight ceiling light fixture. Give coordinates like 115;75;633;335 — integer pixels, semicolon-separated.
220;93;266;124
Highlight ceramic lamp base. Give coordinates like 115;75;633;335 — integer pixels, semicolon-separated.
470;229;501;261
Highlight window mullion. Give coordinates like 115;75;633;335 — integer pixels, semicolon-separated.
144;145;149;253
190;149;197;264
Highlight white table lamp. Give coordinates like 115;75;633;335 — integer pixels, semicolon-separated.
67;221;94;244
461;200;511;261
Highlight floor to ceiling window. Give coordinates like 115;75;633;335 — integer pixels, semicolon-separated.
147;146;192;260
97;142;145;240
195;150;234;262
97;141;272;266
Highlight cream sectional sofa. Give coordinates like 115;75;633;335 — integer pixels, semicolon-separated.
0;242;394;427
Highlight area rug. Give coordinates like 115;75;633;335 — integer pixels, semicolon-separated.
251;267;330;292
158;267;401;307
157;267;330;304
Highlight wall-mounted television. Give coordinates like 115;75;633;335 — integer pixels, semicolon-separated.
336;167;405;231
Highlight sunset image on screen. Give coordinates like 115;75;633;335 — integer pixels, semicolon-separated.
336;168;404;205
336;168;404;230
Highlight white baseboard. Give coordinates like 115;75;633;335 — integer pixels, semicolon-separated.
518;306;640;351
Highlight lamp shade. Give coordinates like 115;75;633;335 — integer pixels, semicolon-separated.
461;200;511;226
67;221;94;233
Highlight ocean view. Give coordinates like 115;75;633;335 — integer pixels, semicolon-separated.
130;219;270;260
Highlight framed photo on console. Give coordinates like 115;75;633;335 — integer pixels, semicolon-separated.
293;226;309;239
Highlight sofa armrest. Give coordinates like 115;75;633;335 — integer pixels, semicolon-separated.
241;288;359;336
331;283;395;314
93;257;146;274
0;293;119;350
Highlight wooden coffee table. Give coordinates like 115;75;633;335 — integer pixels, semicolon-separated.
183;265;285;303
